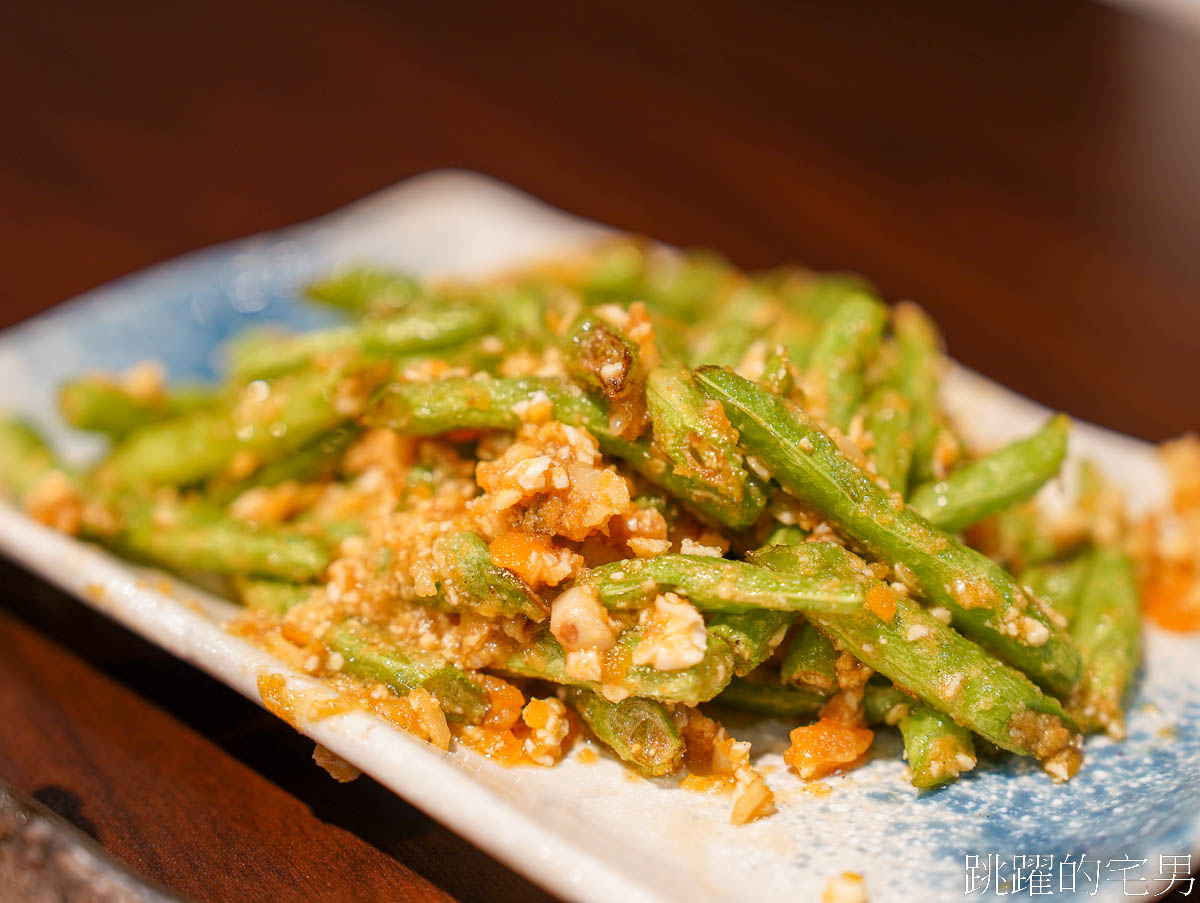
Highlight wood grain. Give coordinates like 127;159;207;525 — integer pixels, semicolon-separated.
0;562;552;903
0;0;1197;900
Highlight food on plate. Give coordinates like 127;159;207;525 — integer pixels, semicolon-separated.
3;239;1196;824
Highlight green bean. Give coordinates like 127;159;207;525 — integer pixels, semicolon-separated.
100;366;375;490
209;425;359;504
706;611;796;676
751;543;1081;770
583;553;869;615
778;272;874;323
862;385;915;496
1068;548;1139;738
974;501;1065;572
485;284;552;350
59;378;216;439
759;273;873;369
316;518;366;545
1020;557;1090;625
686;285;775;369
911;424;964;487
909;415;1070;533
758;345;797;397
892;302;945;486
646;365;756;504
763;523;806;547
712;677;825;719
863;682;976;786
113;503;330;582
563;687;684;776
583;243;736;319
863;683;913;725
499;628;734;707
577;240;648;302
229;306;489;382
236;579;315;614
366;376;766;530
780;622;839;695
304;267;422;315
696;367;1081;696
803;293;887;432
565;315;650;439
0;418;58;499
326;619;489;722
432;532;547;621
897;703;977;789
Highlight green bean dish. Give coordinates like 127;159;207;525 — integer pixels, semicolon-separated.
7;238;1198;826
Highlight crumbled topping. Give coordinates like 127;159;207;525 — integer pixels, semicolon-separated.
680;537;724;558
511;390;554;424
312;744;362;782
632;593;707;671
230;481;322;525
119;360;166;401
822;872;868;903
521;697;571;766
550;585;618;652
676;708;775;825
25;471;83;535
474;420;631;542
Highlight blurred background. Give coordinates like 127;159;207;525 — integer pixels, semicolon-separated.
1;1;1197;901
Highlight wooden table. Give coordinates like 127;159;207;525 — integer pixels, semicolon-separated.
1;1;1197;900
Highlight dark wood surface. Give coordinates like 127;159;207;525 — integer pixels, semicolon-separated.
1;1;1197;901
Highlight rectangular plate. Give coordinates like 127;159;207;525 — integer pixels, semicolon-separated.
1;171;1197;903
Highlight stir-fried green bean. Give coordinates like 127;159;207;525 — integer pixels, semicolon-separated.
1069;548;1140;738
230;307;489;382
432;531;547;621
804;293;887;432
209;425;358;503
100;366;378;489
237;579;315;614
862;384;916;496
0;418;59;500
646;365;753;503
565;316;650;439
59;378;216;439
706;610;796;676
1020;557;1091;625
304;267;422;315
892;303;949;487
696;367;1081;697
20;238;1158;797
752;543;1081;770
583;553;870;615
113;502;330;582
909;415;1069;533
564;687;684;776
863;683;913;726
780;622;839;695
895;703;977;789
713;677;825;719
326;619;489;723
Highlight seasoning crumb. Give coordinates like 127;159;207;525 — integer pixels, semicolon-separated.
822;871;868;903
313;744;362;782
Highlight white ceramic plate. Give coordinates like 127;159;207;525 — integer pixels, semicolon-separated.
1;171;1197;903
